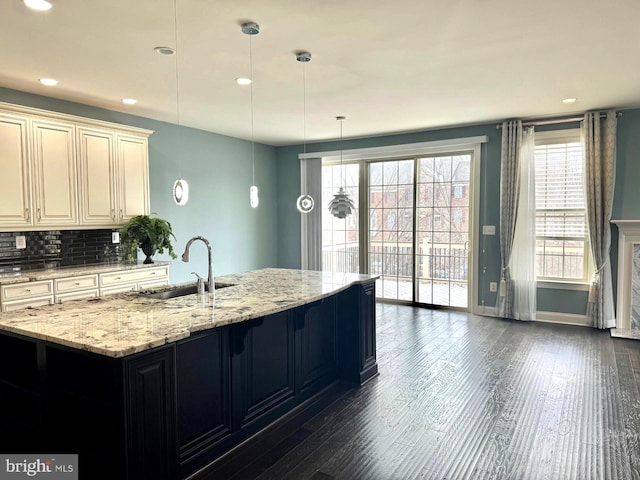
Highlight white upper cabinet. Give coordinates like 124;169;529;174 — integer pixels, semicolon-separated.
0;102;152;231
0;113;31;227
31;119;78;226
78;127;118;225
117;134;149;222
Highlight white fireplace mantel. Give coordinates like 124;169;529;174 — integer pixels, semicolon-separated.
611;220;640;329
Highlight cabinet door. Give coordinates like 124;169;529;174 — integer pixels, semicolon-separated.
176;330;231;477
359;282;378;384
77;127;117;225
117;135;149;222
0;114;31;227
231;312;296;431
295;296;337;398
31;119;78;226
126;346;176;480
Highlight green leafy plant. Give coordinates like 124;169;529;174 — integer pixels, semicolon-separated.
121;214;177;262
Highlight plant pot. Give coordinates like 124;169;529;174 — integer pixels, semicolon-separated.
140;240;156;264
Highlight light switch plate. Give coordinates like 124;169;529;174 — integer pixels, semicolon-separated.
483;225;496;235
489;282;498;292
112;232;120;243
15;235;26;249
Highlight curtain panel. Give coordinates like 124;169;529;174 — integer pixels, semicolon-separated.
497;120;523;318
582;111;617;329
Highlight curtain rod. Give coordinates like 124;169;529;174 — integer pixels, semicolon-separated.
496;111;623;129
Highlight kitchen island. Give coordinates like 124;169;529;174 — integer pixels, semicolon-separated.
0;268;378;479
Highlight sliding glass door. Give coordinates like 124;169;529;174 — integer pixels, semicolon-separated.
321;149;475;310
415;154;471;308
368;159;414;301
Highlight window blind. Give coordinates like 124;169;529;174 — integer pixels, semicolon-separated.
535;141;585;239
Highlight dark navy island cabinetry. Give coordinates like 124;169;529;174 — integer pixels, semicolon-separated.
0;276;377;480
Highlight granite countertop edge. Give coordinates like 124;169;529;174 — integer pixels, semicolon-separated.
0;268;378;358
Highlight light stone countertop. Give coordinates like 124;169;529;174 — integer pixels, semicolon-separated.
0;261;171;285
0;268;377;358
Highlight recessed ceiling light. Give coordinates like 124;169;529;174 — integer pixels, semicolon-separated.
235;77;252;85
154;46;176;55
121;98;138;105
562;97;577;104
39;78;58;86
24;0;52;11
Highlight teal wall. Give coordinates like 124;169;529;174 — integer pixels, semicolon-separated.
0;88;278;283
275;111;640;315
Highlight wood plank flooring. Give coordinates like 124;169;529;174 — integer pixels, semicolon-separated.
198;304;640;480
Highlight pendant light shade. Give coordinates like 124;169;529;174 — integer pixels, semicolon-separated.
328;187;355;219
295;51;315;214
242;22;260;208
328;116;354;219
296;194;314;213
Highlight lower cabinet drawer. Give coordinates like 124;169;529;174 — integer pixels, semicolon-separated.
1;280;54;301
100;267;169;287
100;284;137;296
55;289;99;303
55;275;99;293
2;297;54;312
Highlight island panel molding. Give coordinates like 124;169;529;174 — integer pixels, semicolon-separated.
0;102;152;231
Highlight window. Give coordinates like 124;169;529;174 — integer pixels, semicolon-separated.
535;130;590;282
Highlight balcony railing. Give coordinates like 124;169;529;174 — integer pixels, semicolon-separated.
322;243;468;281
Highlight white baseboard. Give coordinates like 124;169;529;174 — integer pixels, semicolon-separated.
535;311;590;327
475;305;589;327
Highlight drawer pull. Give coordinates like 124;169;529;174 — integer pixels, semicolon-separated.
75;282;80;286
116;277;122;280
25;288;31;293
151;272;156;275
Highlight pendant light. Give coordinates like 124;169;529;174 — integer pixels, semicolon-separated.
328;116;355;219
295;51;314;214
242;22;260;208
169;0;189;205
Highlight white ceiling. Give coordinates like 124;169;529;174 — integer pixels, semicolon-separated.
2;0;639;146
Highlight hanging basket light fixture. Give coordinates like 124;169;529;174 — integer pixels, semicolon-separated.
328;187;355;219
328;116;354;219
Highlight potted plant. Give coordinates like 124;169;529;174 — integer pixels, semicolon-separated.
121;214;177;264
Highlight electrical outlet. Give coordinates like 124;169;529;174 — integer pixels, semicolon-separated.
489;282;497;292
15;235;26;249
482;225;496;235
112;232;120;244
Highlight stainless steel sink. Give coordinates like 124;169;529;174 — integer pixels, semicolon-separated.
140;282;233;300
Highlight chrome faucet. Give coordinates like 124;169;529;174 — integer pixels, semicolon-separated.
182;236;214;298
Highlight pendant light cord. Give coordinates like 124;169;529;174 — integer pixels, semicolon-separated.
339;117;344;188
303;62;307;156
173;0;182;178
250;34;256;185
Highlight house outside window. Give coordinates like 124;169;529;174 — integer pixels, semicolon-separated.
534;129;591;282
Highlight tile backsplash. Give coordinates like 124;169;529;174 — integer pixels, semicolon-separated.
0;229;124;271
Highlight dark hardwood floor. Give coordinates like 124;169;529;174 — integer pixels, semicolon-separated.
197;304;640;480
